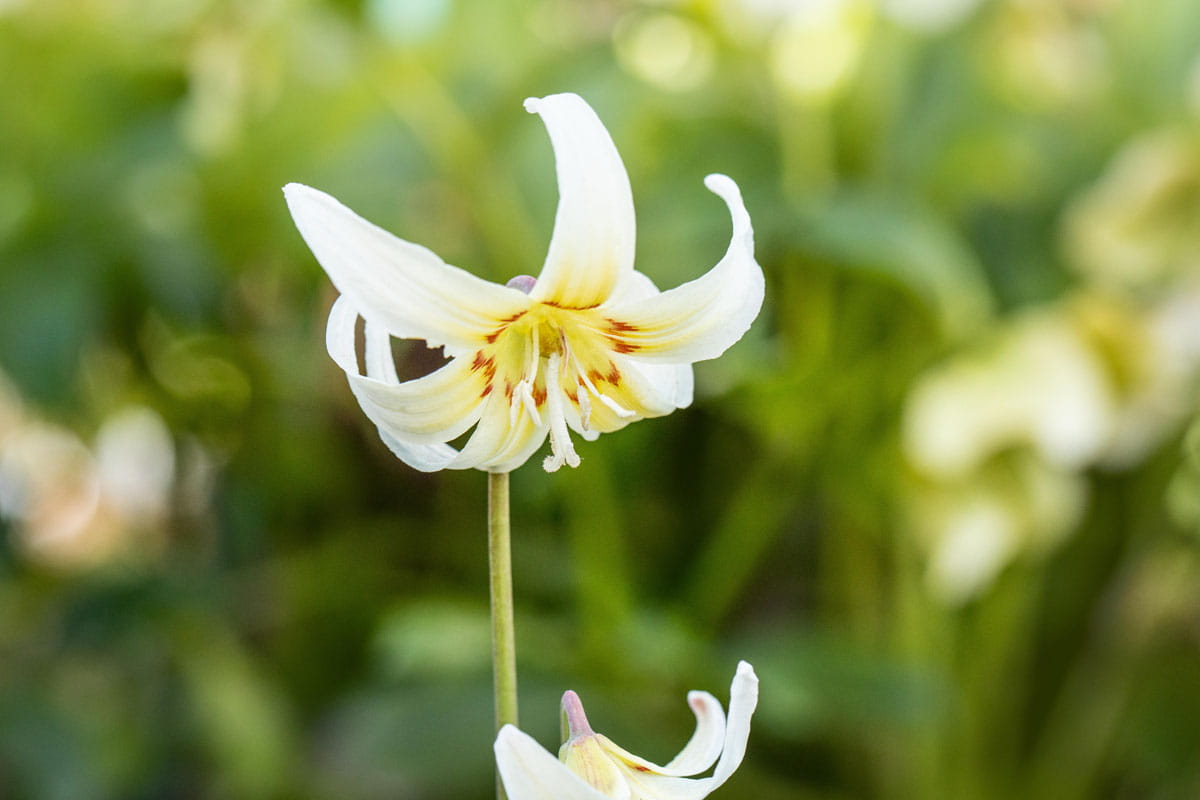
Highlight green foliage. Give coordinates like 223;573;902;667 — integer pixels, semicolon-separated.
2;0;1200;798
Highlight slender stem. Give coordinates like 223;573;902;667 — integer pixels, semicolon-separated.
488;471;518;800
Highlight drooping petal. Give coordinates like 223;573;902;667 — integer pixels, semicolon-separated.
525;93;636;310
621;662;759;800
376;428;460;472
625;359;695;412
603;354;693;421
495;725;613;800
601;271;695;407
327;296;486;447
286;183;530;354
663;691;727;775
600;175;763;364
599;690;726;778
446;392;549;473
362;318;461;471
700;661;759;789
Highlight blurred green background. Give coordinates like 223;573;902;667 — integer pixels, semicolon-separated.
3;0;1200;797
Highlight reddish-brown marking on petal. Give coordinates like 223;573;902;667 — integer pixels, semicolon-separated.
485;311;527;344
605;318;640;333
480;383;493;398
606;336;640;354
634;766;651;773
470;351;489;371
504;380;514;399
565;387;578;403
532;386;547;406
588;368;607;386
606;363;622;385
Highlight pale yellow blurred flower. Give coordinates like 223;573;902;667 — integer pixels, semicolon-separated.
986;0;1109;110
769;0;872;105
1064;129;1200;291
911;455;1087;603
903;309;1116;480
614;11;715;92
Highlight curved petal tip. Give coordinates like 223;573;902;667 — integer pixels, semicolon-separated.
703;173;736;196
524;92;583;114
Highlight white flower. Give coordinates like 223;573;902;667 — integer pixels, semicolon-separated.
494;661;758;800
285;93;763;473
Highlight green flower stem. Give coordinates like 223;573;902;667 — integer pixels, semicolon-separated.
488;470;518;800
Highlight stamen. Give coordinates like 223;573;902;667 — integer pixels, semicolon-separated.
510;327;542;427
542;352;581;472
577;383;592;431
597;393;636;419
569;349;636;420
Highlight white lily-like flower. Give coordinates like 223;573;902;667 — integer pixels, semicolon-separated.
284;93;763;472
494;661;758;800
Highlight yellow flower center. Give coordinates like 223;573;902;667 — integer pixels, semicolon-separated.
470;303;640;470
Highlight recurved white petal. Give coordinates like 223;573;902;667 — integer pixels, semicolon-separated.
326;297;485;446
448;392;549;473
663;691;727;775
495;725;612;800
363;318;461;472
600;690;725;778
702;661;758;789
525;93;636;310
377;428;460;472
286;183;530;354
601;355;693;426
628;359;695;412
601;175;763;364
624;662;759;800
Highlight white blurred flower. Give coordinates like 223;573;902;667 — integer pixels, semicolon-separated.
95;406;176;522
286;93;763;473
495;662;759;800
0;401;175;570
0;423;105;564
1075;285;1200;467
904;310;1116;480
914;456;1087;603
904;282;1200;601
